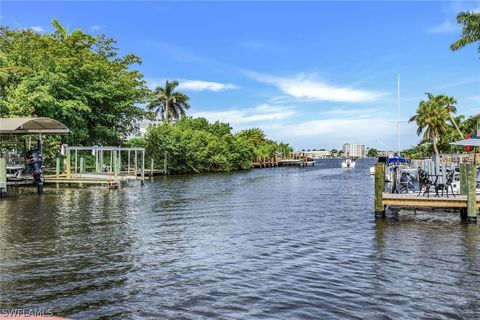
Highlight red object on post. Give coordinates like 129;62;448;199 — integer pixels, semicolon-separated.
466;146;471;151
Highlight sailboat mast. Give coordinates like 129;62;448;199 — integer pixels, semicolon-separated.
397;74;400;156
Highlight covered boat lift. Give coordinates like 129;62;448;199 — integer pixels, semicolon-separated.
0;117;71;195
0;117;71;135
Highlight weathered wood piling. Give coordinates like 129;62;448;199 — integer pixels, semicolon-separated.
374;163;385;216
463;164;477;223
0;158;6;196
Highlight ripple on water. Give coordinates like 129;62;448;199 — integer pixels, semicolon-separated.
1;159;480;319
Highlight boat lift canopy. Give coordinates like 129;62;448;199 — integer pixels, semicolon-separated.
387;156;409;164
450;138;480;147
0;117;70;135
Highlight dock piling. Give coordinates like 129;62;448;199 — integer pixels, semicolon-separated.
113;150;118;179
150;158;154;177
0;158;7;196
141;149;145;186
374;163;386;217
80;156;85;174
164;151;168;175
56;157;61;178
460;165;467;195
66;149;71;179
465;164;477;223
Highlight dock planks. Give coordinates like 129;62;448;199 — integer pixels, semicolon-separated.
381;192;474;208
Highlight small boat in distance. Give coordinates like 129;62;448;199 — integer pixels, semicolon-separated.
342;158;356;168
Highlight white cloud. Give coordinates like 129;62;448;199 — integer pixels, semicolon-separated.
30;26;44;33
191;104;295;126
427;20;461;33
246;72;382;103
177;80;238;92
467;95;480;103
91;26;102;31
263;116;418;150
238;40;268;49
145;78;238;92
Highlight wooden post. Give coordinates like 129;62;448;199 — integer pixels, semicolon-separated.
56;157;61;178
141;150;145;185
110;151;113;173
128;150;131;173
465;164;477;223
66;149;71;179
113;150;118;179
117;150;122;173
100;150;104;172
164;151;167;175
134;150;138;175
80;156;85;174
374;163;386;216
0;158;7;195
74;150;78;174
460;165;468;195
150;158;154;177
95;150;100;173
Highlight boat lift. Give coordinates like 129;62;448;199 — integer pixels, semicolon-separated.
0;117;70;195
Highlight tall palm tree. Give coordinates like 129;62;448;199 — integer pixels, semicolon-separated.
450;11;480;51
435;94;463;138
148;80;190;123
409;93;450;154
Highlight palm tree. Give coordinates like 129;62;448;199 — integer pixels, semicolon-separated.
450;11;480;51
409;93;450;154
148;80;190;123
236;128;267;146
436;94;463;138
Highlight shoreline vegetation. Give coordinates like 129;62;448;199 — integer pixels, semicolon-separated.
0;20;292;174
127;118;293;174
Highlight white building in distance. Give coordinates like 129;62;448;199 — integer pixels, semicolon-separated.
342;143;366;158
130;119;163;138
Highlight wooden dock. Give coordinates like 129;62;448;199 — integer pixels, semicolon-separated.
43;173;139;188
374;162;479;223
251;154;315;168
382;193;471;208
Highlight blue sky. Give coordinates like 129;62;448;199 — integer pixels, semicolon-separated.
1;1;480;150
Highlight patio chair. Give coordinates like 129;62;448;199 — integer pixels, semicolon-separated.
417;168;437;198
434;170;456;198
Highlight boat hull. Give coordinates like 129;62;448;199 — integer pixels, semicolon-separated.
342;160;356;168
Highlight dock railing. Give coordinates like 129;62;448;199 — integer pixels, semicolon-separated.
45;146;147;187
374;158;479;223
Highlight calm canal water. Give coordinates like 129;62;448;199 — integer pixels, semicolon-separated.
1;159;480;319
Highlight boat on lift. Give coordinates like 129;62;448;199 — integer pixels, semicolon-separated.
370;155;411;175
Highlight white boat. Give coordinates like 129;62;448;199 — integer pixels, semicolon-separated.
341;158;356;168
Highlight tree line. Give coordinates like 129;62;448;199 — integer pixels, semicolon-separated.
0;20;292;172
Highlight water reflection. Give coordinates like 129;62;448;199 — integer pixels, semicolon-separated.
0;159;480;319
372;218;480;319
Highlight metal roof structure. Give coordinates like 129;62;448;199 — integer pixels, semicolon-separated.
450;138;480;147
0;117;70;135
